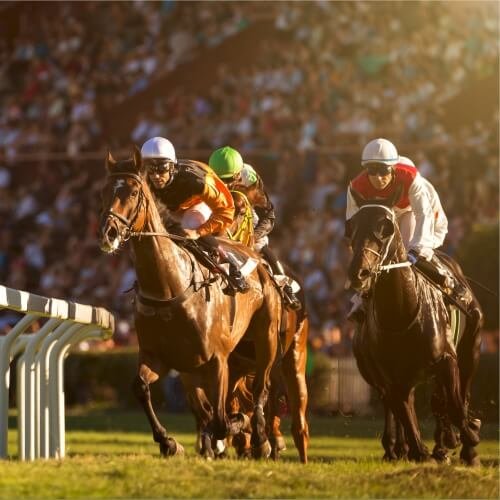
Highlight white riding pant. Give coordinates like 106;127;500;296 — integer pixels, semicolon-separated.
397;210;447;260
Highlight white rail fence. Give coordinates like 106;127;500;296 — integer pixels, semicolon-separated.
0;285;115;460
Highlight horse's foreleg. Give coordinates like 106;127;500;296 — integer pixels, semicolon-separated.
133;363;184;457
381;401;397;461
281;329;309;464
430;386;456;463
207;355;230;444
181;374;214;459
250;319;278;459
390;387;431;462
435;352;480;466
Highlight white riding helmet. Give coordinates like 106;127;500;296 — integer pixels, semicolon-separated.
398;155;416;167
361;138;399;166
141;137;177;162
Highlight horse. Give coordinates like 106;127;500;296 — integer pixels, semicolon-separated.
345;189;483;465
99;148;282;458
185;190;310;462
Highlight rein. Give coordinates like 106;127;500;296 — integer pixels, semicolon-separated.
357;204;411;276
105;171;218;309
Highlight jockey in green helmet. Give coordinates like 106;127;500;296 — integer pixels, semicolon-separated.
209;146;301;310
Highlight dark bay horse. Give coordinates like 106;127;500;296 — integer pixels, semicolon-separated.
346;190;483;465
99;149;281;458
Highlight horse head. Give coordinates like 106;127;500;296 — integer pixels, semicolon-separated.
99;147;149;253
346;186;402;293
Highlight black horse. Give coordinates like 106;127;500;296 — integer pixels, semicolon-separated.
346;190;483;465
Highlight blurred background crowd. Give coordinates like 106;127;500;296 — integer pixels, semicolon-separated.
0;1;498;355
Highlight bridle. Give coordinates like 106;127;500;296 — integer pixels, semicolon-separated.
356;204;411;279
103;172;186;243
102;171;216;307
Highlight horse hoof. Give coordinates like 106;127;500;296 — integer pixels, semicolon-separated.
460;448;480;467
432;449;451;465
275;435;287;452
252;440;272;459
382;452;398;462
160;438;183;457
228;413;251;435
443;429;460;449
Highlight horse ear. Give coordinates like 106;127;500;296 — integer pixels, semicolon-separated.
350;186;366;208
105;151;116;172
132;145;143;172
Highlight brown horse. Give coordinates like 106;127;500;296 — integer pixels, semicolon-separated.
99;149;281;458
346;191;483;465
184;194;310;462
226;276;310;463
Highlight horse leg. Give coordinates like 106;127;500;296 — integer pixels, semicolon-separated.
250;318;279;459
457;307;483;435
434;352;481;466
281;327;309;464
430;385;455;463
181;374;216;459
381;400;397;461
206;355;230;445
390;387;431;462
133;362;184;457
394;419;409;459
265;366;286;461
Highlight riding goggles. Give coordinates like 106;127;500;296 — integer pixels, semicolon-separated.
366;165;393;177
144;159;175;174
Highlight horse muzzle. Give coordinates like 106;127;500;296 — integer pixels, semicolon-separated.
100;221;123;254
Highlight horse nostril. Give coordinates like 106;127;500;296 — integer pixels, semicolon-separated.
358;268;370;280
107;226;118;241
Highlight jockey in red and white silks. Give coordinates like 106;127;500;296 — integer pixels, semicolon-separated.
346;140;448;262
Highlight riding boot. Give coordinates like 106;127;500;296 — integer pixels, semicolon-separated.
413;256;470;308
225;254;250;295
260;245;301;310
199;235;250;295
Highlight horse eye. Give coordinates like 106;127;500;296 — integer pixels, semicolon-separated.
377;219;393;239
131;190;139;198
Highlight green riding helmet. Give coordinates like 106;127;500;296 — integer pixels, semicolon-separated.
208;146;244;179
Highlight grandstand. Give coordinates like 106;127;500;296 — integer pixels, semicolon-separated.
0;0;498;354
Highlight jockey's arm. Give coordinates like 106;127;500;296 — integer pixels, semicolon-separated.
253;204;275;240
408;173;438;260
346;185;360;221
197;175;235;237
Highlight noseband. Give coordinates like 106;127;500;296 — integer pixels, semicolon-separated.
357;204;411;279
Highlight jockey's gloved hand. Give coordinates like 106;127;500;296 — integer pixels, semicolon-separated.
407;249;419;265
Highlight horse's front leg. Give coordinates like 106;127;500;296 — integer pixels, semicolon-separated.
390;387;431;462
205;355;230;450
250;315;279;459
133;361;184;457
180;373;215;459
381;401;397;461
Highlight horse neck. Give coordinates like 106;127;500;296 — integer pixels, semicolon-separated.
131;190;191;300
372;230;419;330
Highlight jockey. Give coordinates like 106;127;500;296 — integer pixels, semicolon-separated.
208;146;301;310
140;137;249;294
346;138;467;321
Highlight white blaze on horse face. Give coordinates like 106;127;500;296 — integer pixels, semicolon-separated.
113;179;126;196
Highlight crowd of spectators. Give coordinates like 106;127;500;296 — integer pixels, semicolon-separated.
0;1;498;355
